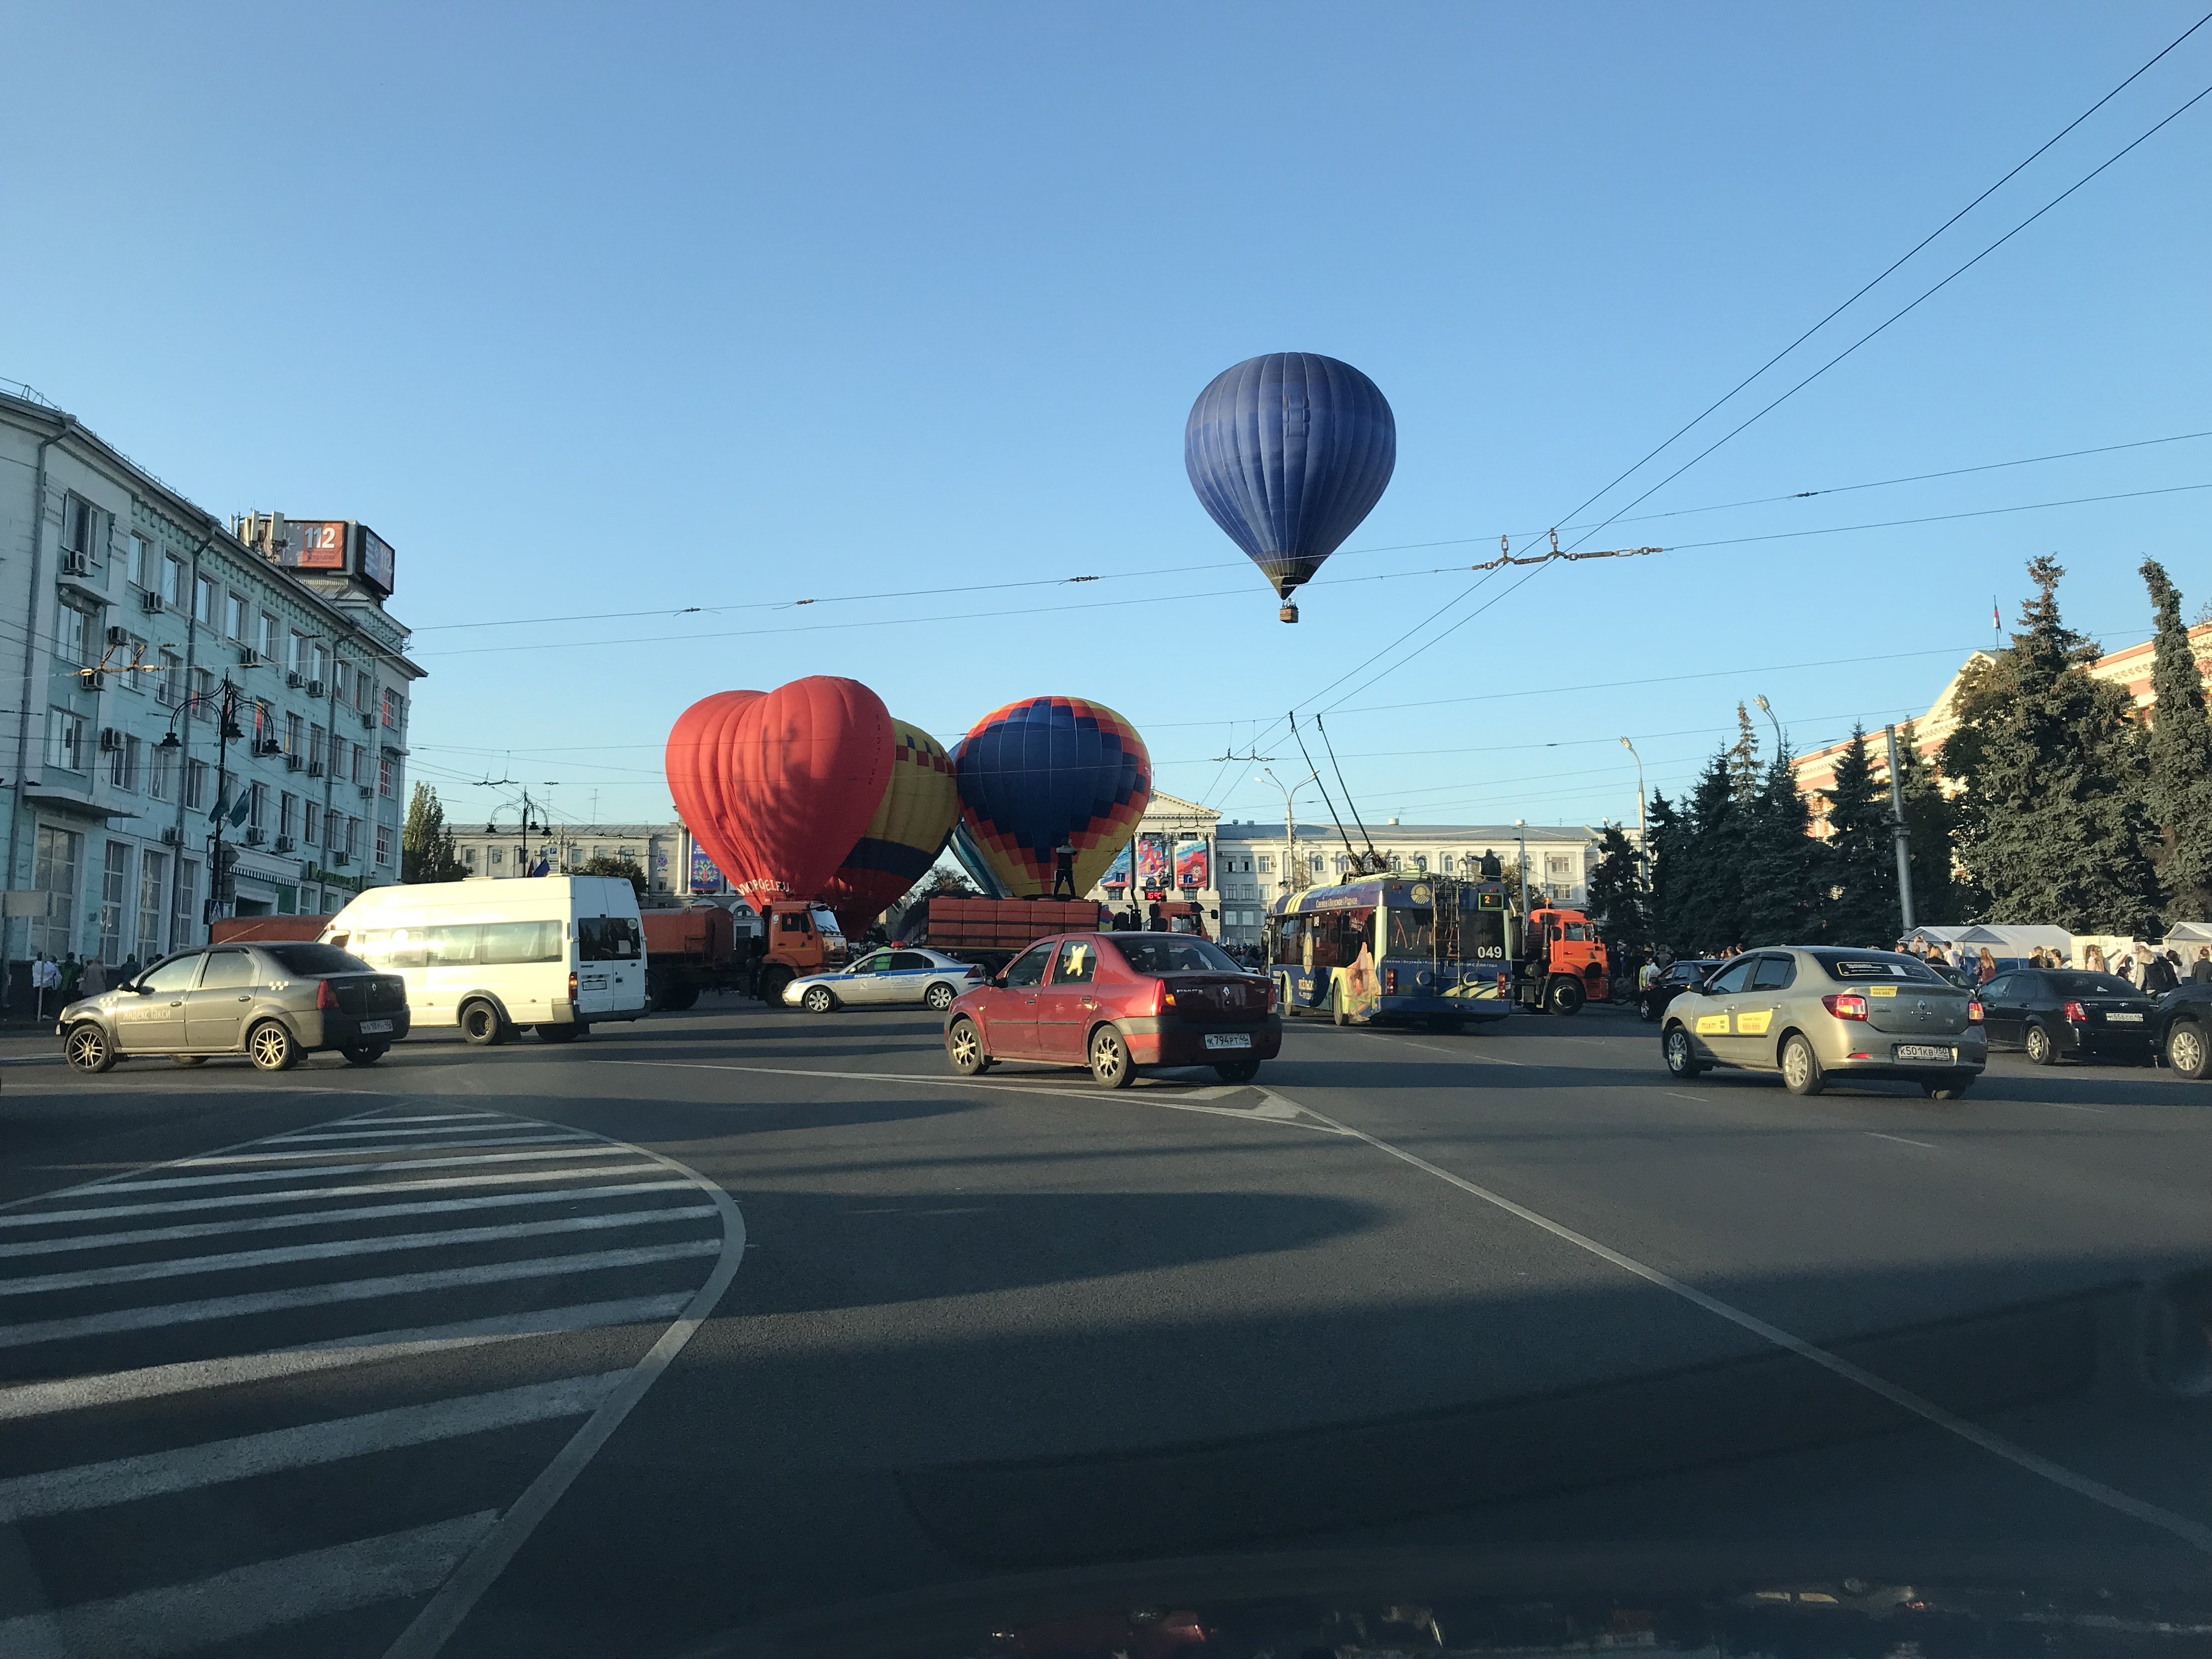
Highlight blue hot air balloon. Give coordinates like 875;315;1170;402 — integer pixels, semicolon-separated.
1184;352;1396;622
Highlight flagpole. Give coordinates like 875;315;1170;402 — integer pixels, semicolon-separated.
207;678;239;932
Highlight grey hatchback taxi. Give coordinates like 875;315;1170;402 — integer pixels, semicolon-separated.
60;942;410;1074
1661;946;1985;1099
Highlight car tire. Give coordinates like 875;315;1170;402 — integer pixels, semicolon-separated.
1546;977;1584;1016
658;984;701;1013
64;1023;116;1074
946;1017;988;1076
757;966;792;1007
1214;1057;1261;1084
171;1054;208;1068
2023;1022;2057;1066
801;985;837;1014
1780;1032;1824;1096
246;1019;298;1073
459;1000;507;1047
923;981;956;1012
536;1022;586;1043
1662;1024;1704;1079
341;1043;388;1066
1638;996;1658;1023
1922;1076;1971;1100
1089;1025;1136;1088
2166;1019;2210;1081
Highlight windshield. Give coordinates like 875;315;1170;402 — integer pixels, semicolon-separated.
1108;936;1245;974
261;944;375;976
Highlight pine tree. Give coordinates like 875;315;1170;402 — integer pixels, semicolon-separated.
1742;743;1825;944
1726;703;1763;804
1646;792;1686;952
1587;822;1651;966
1674;751;1747;955
1822;724;1895;944
2139;558;2212;921
400;784;466;884
1892;722;1972;926
1944;557;2160;932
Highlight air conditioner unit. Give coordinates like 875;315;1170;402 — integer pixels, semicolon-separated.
99;727;125;752
236;647;262;668
285;670;305;689
305;678;325;698
359;712;376;730
139;589;165;614
307;760;325;777
334;850;352;867
242;827;267;847
105;625;131;647
285;754;304;772
58;550;91;577
160;826;183;846
274;835;296;853
357;783;373;799
78;671;106;692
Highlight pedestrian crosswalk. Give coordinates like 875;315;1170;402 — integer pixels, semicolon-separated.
0;1104;742;1658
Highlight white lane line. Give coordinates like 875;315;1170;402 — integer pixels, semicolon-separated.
180;1133;591;1167
1867;1131;1937;1149
0;1180;696;1259
1270;1085;2212;1556
334;1113;509;1126
0;1160;663;1231
0;1239;721;1350
0;1295;690;1423
0;1511;500;1659
0;1373;622;1522
2046;1102;2112;1115
0;1205;718;1297
1291;1024;1529;1064
260;1121;536;1144
384;1133;748;1659
67;1143;640;1198
1664;1092;1712;1103
1400;1039;1525;1065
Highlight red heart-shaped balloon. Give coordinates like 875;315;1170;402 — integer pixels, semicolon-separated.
665;678;894;908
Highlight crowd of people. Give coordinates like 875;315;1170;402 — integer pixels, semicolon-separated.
1899;935;2212;991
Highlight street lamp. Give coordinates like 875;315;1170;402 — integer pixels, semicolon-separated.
1514;817;1530;917
1618;736;1647;883
1753;693;1782;754
1256;768;1318;894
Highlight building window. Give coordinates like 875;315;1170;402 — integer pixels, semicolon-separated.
173;856;198;951
304;802;320;847
120;636;148;692
190;666;215;720
376;822;393;866
309;725;326;770
61;495;109;561
309;641;326;683
45;709;86;772
185;759;210;811
1412;854;1427;873
148;743;174;802
285;712;303;756
248;782;268;832
1545;855;1572;878
382;687;403;729
287;631;306;674
128;533;154;590
225;592;247;641
162;554;185;607
490;846;505;867
156;648;182;707
280;792;298;840
258;612;278;660
98;841;128;966
138;850;168;961
1256;855;1273;873
333;660;352;707
462;845;479;869
377;755;393;798
30;826;82;960
55;602;93;668
194;573;217;625
108;734;139;792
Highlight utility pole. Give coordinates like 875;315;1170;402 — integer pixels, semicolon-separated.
1883;724;1916;936
206;679;244;928
1257;769;1317;897
1515;819;1530;918
1618;737;1647;885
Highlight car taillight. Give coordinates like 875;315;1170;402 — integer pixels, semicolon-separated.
1822;992;1869;1021
1261;977;1277;1012
316;979;340;1011
1967;1000;1984;1023
2063;999;2086;1024
1384;968;1397;995
568;970;579;1003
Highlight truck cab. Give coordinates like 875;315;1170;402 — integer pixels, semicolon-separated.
1515;905;1610;1015
757;901;849;1006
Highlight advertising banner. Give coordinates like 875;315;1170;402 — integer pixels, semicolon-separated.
359;527;397;594
689;846;726;893
1136;834;1170;890
1173;838;1209;889
281;520;348;572
1101;841;1133;890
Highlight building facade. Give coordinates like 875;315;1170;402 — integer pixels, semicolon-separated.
0;387;422;983
449;822;684;896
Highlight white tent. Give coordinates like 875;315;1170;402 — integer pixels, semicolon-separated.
2168;921;2212;944
1952;924;2075;953
1902;925;1972;950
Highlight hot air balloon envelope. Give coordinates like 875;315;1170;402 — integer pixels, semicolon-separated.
956;697;1152;898
1185;352;1396;608
820;719;961;930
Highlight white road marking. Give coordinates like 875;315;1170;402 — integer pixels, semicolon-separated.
0;1511;500;1659
72;1143;644;1197
0;1205;717;1297
1268;1084;2212;1556
0;1160;663;1231
0;1239;721;1350
0;1179;696;1259
1663;1092;1712;1103
2046;1102;2112;1114
261;1121;552;1144
0;1295;692;1422
180;1132;591;1167
1866;1131;1937;1149
0;1372;624;1522
1293;1024;1528;1064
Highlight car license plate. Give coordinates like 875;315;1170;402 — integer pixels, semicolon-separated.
2104;1012;2143;1023
357;1019;393;1035
1204;1032;1252;1051
1895;1043;1951;1062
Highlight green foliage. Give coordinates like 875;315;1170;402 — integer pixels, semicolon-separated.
2140;558;2212;921
1944;557;2160;932
400;785;466;884
1892;721;1973;926
1822;725;1896;944
1646;791;1690;950
577;852;648;899
1726;703;1762;804
1743;744;1826;945
1664;752;1749;955
1586;822;1651;964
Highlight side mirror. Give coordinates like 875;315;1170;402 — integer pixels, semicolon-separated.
131;980;154;995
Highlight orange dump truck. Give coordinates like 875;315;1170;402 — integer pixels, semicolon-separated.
1513;905;1610;1015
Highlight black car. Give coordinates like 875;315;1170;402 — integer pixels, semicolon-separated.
1637;958;1723;1023
1977;967;2156;1065
2151;979;2212;1079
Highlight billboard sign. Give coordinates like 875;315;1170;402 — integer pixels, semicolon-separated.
689;847;726;893
1101;841;1132;890
358;527;396;595
280;520;348;572
1136;834;1170;891
1174;838;1210;889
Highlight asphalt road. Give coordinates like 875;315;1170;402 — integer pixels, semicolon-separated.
0;996;2207;1657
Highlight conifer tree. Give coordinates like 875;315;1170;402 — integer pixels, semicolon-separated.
1822;725;1895;944
2139;558;2212;921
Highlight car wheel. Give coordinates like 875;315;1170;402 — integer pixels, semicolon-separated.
536;1022;586;1043
247;1019;298;1073
2024;1022;2057;1066
1546;977;1584;1016
757;967;792;1007
946;1017;989;1076
64;1023;116;1074
1663;1024;1703;1079
1214;1057;1261;1084
1638;996;1658;1023
801;985;837;1014
1780;1032;1824;1097
923;981;956;1012
2167;1019;2209;1081
1089;1025;1136;1089
1922;1076;1971;1100
171;1054;208;1068
341;1043;388;1066
459;1000;507;1046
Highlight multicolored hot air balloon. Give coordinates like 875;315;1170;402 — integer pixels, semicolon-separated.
955;696;1151;898
1185;352;1396;623
819;719;961;934
664;676;893;907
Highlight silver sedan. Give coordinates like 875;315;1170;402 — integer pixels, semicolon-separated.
1660;945;1987;1099
783;947;986;1014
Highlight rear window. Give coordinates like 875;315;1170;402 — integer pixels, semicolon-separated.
1817;952;1945;984
1108;936;1244;975
2047;971;2140;998
578;916;642;962
263;944;374;976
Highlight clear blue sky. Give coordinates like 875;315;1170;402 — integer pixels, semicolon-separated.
6;3;2205;839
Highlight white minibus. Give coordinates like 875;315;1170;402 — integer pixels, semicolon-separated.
322;876;648;1044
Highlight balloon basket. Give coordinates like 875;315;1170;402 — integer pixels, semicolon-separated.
1278;601;1299;624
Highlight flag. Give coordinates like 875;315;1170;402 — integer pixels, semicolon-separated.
207;785;227;825
229;789;252;828
1991;601;2001;630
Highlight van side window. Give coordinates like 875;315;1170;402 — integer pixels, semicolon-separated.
482;921;562;964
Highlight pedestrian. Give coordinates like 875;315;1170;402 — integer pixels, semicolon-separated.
2028;946;2045;968
1051;838;1077;899
2145;951;2180;994
2195;946;2212;985
57;953;82;1001
80;956;106;997
31;955;56;1020
1977;946;1997;984
117;953;141;988
2084;943;2106;973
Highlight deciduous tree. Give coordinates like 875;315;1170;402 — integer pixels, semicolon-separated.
400;785;466;884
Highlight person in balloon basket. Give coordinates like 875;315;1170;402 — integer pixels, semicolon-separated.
1052;838;1077;898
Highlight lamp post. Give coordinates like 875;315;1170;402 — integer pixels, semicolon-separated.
1514;817;1530;918
1753;693;1783;754
1618;736;1647;884
1257;768;1318;896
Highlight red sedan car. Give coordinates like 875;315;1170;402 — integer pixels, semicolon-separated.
944;932;1282;1087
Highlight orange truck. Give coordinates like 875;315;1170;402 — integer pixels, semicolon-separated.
1513;905;1610;1015
895;896;1103;972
